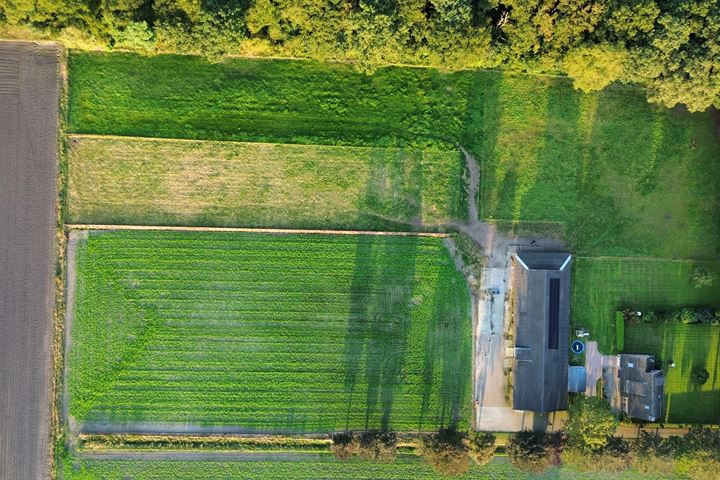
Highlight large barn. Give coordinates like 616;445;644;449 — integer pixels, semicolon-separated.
512;251;572;412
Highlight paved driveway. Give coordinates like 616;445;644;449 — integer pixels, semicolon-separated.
585;341;618;396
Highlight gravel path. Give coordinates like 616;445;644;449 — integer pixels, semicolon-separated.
0;41;60;480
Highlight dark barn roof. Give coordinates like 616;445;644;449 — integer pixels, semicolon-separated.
512;251;572;412
619;354;664;422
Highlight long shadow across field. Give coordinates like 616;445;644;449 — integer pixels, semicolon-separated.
342;235;419;431
419;266;473;430
345;168;424;431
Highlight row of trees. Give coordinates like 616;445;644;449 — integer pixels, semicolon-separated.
507;397;720;479
1;1;719;111
330;428;496;475
329;398;719;477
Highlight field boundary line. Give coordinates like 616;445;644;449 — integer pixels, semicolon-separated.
575;255;720;263
66;224;449;238
77;451;330;462
66;133;458;153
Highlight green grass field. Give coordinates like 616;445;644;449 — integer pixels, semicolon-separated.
571;257;720;354
61;454;686;480
67;135;466;229
474;74;720;258
67;52;472;148
68;230;472;432
624;323;720;424
67;52;720;258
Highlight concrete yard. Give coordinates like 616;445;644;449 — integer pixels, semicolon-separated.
0;41;59;479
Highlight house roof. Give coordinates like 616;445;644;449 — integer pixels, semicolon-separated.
618;354;664;422
512;251;572;412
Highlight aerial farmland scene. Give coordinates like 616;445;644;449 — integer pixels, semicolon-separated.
0;2;719;480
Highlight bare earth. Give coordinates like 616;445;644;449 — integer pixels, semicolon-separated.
0;41;59;480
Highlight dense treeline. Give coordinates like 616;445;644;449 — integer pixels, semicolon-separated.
1;1;718;110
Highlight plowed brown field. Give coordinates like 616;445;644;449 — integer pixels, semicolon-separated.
0;41;59;480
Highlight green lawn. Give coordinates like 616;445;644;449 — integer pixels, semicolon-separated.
67;135;466;229
571;257;720;354
473;74;720;258
69;230;472;432
624;323;720;424
61;455;685;480
67;52;472;148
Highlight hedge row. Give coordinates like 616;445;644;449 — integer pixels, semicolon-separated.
622;307;720;326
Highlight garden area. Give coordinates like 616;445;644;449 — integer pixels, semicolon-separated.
623;320;719;425
570;258;720;354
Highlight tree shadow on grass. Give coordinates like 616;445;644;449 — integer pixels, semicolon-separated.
341;235;420;431
419;265;472;431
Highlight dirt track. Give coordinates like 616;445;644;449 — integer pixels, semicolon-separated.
0;41;59;480
65;223;448;237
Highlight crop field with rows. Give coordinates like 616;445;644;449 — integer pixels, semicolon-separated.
61;454;668;480
68;230;472;432
67;135;466;229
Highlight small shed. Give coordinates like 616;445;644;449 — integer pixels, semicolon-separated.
568;366;586;393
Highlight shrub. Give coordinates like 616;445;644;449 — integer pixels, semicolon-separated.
692;268;716;289
691;366;710;386
468;432;495;466
357;430;396;462
330;432;355;460
112;21;156;53
562;437;632;473
632;431;677;475
631;428;720;476
506;431;560;473
419;427;470;476
625;307;718;325
564;396;618;453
